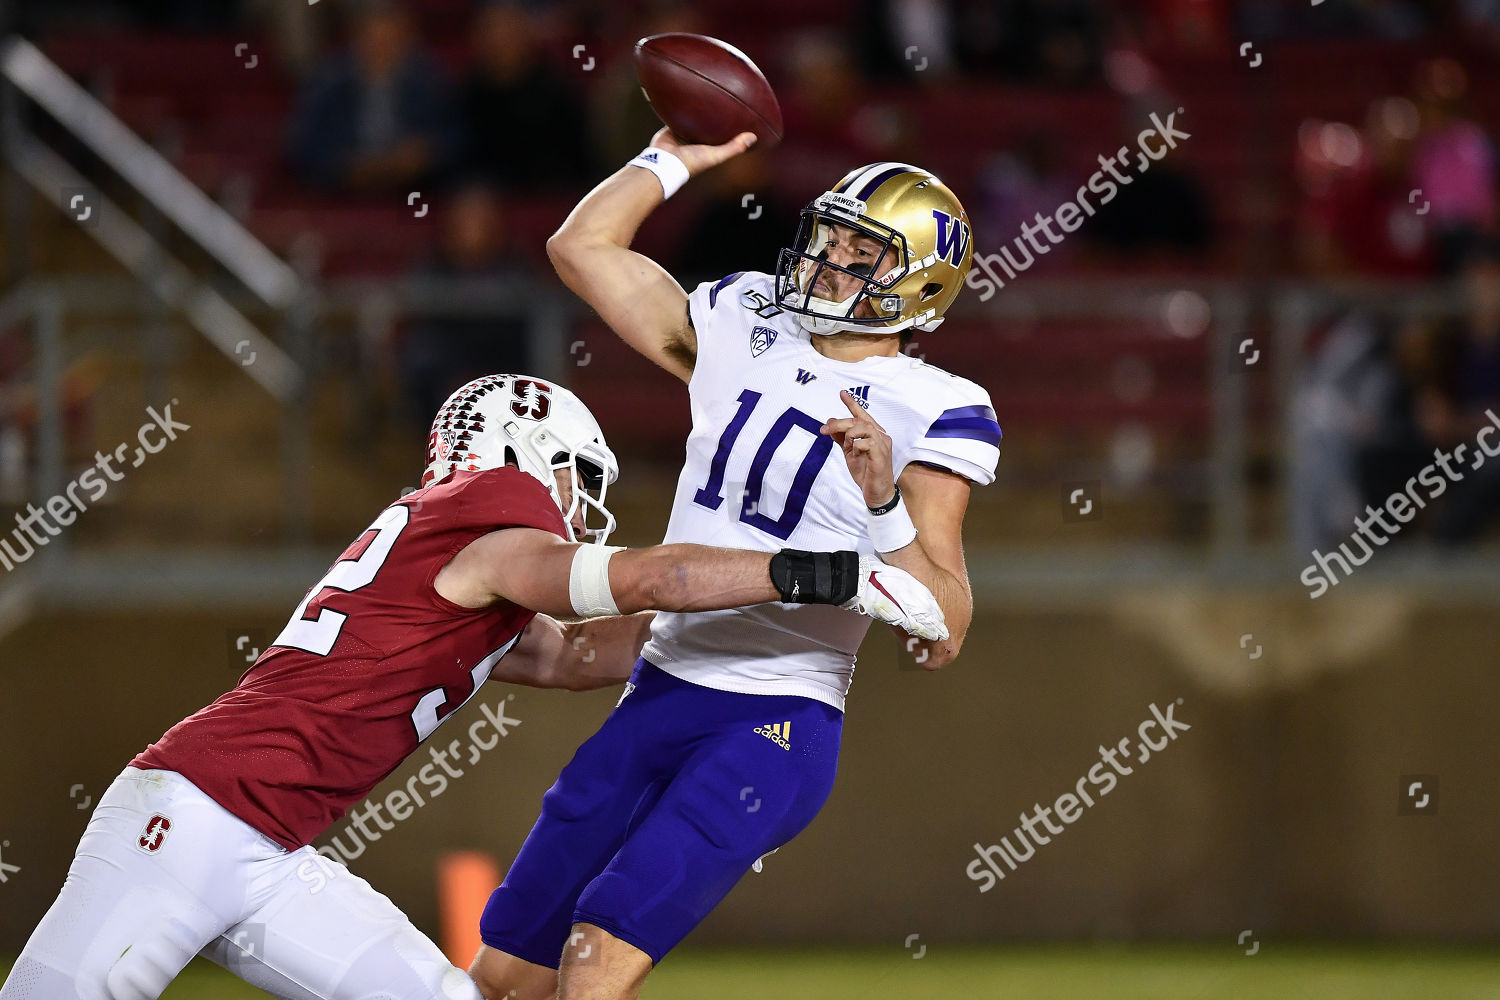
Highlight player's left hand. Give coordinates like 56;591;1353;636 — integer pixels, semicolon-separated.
844;555;949;641
895;628;956;672
821;391;897;509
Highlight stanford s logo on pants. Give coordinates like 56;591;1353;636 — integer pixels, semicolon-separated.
137;814;172;853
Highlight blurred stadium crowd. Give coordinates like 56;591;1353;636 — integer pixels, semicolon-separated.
2;0;1499;549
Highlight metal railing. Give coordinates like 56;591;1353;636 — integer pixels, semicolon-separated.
3;272;1500;610
0;36;306;400
0;34;320;539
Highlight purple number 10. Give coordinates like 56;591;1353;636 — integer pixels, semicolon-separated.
692;389;834;540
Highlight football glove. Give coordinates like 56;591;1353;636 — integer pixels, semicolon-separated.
843;555;949;641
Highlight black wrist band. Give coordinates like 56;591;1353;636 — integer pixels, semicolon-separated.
769;549;860;605
868;485;901;516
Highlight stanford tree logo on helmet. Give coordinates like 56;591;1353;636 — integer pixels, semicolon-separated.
421;374;619;544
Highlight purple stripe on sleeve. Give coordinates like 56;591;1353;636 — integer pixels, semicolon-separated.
708;272;744;308
926;405;1002;447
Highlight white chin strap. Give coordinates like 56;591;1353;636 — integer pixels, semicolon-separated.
796;292;864;336
792;298;923;338
790;255;923;337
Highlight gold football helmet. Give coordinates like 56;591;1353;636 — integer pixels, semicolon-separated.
775;162;974;337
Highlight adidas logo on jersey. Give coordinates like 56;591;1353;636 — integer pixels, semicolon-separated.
845;385;870;409
754;720;792;750
794;369;817;384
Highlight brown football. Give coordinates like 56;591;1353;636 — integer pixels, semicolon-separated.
633;33;783;148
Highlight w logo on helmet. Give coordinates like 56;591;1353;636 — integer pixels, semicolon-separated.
932;209;971;266
510;379;552;420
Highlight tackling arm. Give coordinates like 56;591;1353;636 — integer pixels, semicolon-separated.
452;528;790;617
435;527;948;638
489;612;654;691
546;128;757;383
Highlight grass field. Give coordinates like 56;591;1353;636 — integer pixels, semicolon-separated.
4;945;1499;998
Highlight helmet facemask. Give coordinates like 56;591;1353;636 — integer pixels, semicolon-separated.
775;194;915;336
547;439;617;545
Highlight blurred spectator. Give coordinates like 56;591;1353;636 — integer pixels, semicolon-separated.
1459;0;1500;41
1085;99;1213;257
1237;0;1429;40
460;2;594;190
1410;58;1498;274
1086;165;1212;254
856;0;958;81
1294;99;1430;277
672;150;794;285
398;184;535;423
973;132;1077;269
245;0;327;77
1417;246;1500;541
589;2;708;167
1113;0;1230;54
778;32;913;196
1288;312;1423;550
286;0;460;193
945;0;1106;85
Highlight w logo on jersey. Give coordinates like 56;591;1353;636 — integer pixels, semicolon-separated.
794;368;818;384
932;209;971;266
844;385;870;409
751;325;778;357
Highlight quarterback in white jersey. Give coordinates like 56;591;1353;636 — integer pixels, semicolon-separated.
470;130;999;1000
642;268;998;709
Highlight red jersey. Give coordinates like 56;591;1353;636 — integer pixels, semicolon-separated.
133;467;566;850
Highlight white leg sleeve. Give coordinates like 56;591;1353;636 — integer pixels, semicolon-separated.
202;847;483;1000
0;768;272;1000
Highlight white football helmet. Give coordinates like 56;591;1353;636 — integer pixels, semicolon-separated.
422;374;619;544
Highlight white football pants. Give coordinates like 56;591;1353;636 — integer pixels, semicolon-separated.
0;768;482;1000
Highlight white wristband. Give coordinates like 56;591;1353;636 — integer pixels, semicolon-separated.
868;495;918;554
628;146;690;199
569;544;625;617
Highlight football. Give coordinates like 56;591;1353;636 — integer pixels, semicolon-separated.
633;32;783;148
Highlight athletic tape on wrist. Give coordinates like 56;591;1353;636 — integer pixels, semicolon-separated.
868;496;918;553
628;146;690;200
569;544;625;617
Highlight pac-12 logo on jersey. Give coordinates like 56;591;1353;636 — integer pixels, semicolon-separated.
933;209;971;266
751;326;778;357
510;378;551;420
137;814;172;854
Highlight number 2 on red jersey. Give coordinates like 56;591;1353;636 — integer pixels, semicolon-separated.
273;505;410;656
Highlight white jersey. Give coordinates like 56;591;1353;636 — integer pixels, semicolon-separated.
641;271;1001;710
